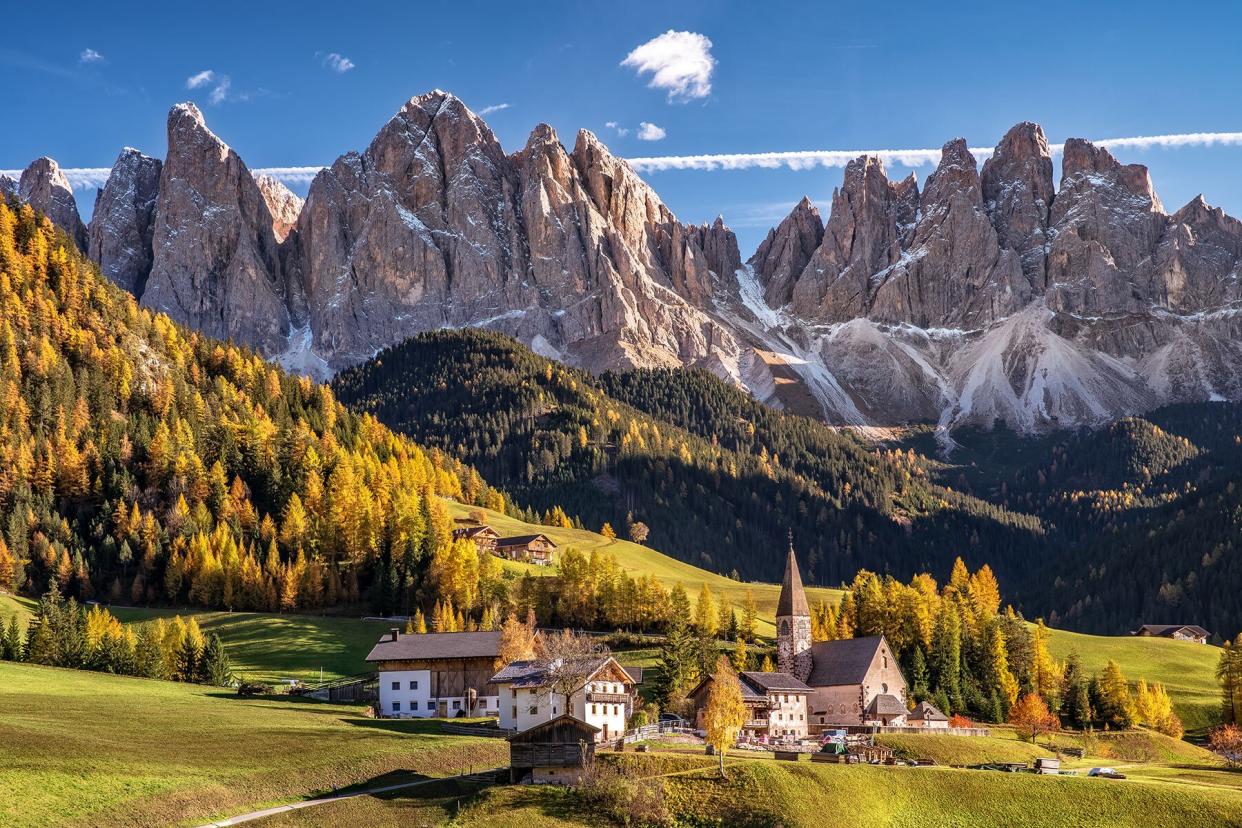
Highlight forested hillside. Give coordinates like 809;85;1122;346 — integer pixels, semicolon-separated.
0;198;506;619
332;330;1044;587
905;405;1242;635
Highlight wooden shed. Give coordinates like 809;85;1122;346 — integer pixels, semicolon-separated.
508;714;601;785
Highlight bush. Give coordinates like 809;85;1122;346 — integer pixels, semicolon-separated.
576;760;668;826
236;681;272;697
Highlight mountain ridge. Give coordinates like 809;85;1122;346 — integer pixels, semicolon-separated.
13;92;1242;438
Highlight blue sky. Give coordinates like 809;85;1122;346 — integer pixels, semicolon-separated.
4;0;1242;254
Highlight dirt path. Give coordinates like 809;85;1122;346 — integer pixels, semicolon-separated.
193;770;502;827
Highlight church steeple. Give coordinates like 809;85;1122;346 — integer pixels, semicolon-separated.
777;540;810;618
776;536;812;679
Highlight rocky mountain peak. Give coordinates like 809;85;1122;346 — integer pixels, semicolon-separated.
980;121;1055;287
143;103;293;356
0;175;15;198
18;156;87;249
748;196;824;308
87;147;162;296
1061;138;1162;212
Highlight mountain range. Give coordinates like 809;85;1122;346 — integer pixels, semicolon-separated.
10;90;1242;439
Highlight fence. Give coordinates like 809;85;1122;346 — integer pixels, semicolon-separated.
840;725;990;737
298;672;378;703
622;722;697;743
441;723;509;738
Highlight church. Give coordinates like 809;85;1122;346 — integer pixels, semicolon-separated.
776;546;910;730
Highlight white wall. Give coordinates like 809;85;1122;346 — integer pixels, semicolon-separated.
378;668;498;718
498;677;630;741
765;691;808;739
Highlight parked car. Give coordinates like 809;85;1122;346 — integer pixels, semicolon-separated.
1087;767;1126;779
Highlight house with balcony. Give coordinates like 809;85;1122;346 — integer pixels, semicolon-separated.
491;655;635;742
687;670;811;741
494;533;557;565
452;522;500;554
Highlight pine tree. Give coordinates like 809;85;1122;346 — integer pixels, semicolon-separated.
1060;651;1092;729
1095;660;1134;728
197;634;233;686
656;616;699;704
740;588;758;643
135;623;165;679
2;614;22;660
1218;635;1242;725
694;584;718;639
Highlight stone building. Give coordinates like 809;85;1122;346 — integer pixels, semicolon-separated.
776;548;909;731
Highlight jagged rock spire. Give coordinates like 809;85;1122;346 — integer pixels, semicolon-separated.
777;539;809;618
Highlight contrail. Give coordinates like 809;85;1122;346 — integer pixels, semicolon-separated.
6;131;1242;189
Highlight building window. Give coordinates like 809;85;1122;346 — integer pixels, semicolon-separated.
391;681;400;691
883;655;888;669
452;700;460;710
392;701;401;712
528;706;538;715
411;701;418;710
591;704;597;715
882;683;888;694
410;680;418;690
512;706;517;719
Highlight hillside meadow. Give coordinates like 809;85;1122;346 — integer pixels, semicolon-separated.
249;752;1242;828
0;662;507;828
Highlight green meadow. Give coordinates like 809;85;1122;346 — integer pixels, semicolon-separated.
0;662;506;828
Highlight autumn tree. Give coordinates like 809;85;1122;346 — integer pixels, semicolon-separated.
702;656;747;777
1010;692;1059;742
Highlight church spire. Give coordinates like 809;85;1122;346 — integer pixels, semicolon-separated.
777;539;809;618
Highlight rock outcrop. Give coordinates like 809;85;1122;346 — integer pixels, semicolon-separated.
255;174;303;242
0;175;15;198
749;197;823;308
87;148;162;295
19;157;87;248
980;122;1055;288
143;103;294;355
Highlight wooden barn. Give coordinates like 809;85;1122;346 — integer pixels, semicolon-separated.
508;715;600;785
453;523;500;554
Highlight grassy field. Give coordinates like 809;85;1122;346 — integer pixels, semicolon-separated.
0;592;392;685
0;662;507;828
250;751;1242;828
1044;627;1222;734
444;500;844;637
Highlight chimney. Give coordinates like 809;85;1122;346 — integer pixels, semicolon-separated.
389;627;399;642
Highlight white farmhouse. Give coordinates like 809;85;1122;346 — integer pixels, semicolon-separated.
491;656;635;742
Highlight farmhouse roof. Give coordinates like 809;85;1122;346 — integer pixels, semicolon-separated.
1132;624;1210;638
495;534;555;547
365;630;502;662
507;714;600;743
804;636;886;687
740;671;811;693
865;693;907;717
489;656;626;688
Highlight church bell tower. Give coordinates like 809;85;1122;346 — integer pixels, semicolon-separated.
776;539;812;680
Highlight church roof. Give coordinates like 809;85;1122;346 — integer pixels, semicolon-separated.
804;636;886;687
909;700;948;721
741;671;811;693
777;545;810;617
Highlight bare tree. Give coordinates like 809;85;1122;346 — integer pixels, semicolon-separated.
533;629;612;710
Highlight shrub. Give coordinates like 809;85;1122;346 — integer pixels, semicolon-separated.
576;760;668;826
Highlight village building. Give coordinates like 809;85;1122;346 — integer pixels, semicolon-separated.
366;629;502;719
1130;624;1210;644
452;522;500;554
491;655;635;741
494;533;557;565
687;670;811;741
776;546;909;731
507;715;600;785
907;700;950;729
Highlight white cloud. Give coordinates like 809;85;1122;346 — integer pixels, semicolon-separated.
208;76;231;105
23;130;1242;191
636;122;666;141
323;53;355;73
625;130;1242;172
479;102;511;115
621;30;715;103
604;121;630;137
79;48;104;64
186;70;215;89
